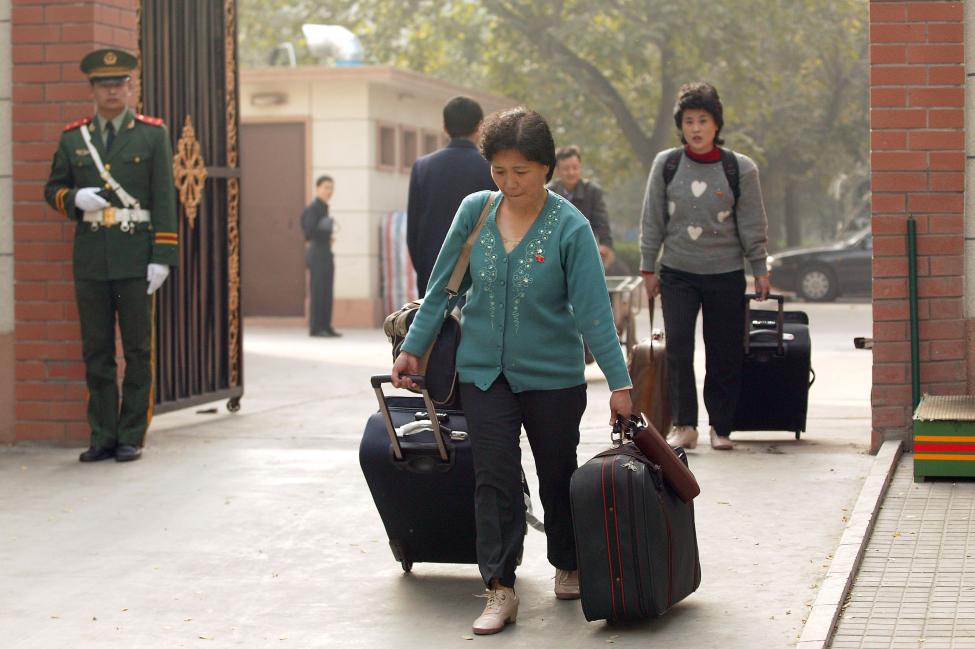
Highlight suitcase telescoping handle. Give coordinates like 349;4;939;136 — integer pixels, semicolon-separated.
370;374;449;463
743;292;785;356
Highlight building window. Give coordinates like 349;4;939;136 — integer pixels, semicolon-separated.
377;122;396;171
422;131;440;156
401;128;418;172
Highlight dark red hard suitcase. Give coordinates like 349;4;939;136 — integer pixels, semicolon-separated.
570;439;701;622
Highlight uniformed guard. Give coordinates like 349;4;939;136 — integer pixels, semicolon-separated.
44;48;178;463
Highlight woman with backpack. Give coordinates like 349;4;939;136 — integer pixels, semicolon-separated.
639;82;770;452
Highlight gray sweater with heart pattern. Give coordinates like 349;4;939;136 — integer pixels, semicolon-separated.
639;147;769;277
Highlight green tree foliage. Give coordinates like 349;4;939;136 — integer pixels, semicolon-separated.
238;0;868;248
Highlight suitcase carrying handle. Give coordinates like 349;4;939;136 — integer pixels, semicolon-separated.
371;374;449;463
743;292;785;356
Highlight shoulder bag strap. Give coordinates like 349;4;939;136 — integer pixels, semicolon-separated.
445;191;498;297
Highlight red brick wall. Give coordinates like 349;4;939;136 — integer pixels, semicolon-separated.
12;0;138;443
869;0;966;450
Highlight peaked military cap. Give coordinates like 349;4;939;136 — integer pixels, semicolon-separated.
80;48;137;80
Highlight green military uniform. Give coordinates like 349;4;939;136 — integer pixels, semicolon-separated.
43;49;178;455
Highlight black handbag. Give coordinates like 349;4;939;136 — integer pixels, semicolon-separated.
383;192;498;405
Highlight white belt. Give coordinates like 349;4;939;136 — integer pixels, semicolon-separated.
83;208;151;231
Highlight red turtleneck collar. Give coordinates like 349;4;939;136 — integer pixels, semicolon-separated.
684;145;721;162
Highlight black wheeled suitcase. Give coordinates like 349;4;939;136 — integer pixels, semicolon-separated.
360;375;536;573
731;293;814;439
570;434;701;622
360;375;477;572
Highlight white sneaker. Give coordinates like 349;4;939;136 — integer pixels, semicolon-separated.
709;427;734;450
666;425;699;449
472;586;519;635
554;568;580;600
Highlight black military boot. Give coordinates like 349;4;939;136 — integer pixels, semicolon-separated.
115;445;142;462
79;446;115;462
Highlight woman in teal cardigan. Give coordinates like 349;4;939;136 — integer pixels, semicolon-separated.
392;107;632;635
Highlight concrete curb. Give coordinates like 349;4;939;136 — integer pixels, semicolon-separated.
795;439;904;649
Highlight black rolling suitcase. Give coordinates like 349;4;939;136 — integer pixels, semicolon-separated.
731;293;815;438
570;420;701;623
360;375;535;573
360;375;477;572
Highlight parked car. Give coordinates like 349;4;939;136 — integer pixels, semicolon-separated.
767;228;872;302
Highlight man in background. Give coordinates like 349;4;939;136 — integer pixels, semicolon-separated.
301;175;340;337
549;145;615;269
407;96;496;297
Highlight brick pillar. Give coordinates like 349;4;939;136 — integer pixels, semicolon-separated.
12;1;138;443
869;0;966;450
0;0;12;444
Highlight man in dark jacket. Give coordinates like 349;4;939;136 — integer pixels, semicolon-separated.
548;145;615;268
407;96;496;297
301;175;340;337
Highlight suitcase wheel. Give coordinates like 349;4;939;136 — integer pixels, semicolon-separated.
795;431;801;440
401;559;413;573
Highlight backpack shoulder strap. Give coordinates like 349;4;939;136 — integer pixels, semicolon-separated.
662;148;683;187
720;148;740;208
661;148;683;224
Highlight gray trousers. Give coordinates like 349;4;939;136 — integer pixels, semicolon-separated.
460;375;586;588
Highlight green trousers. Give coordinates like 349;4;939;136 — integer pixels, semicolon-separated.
75;277;153;448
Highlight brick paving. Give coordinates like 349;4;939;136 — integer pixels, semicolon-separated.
829;456;975;649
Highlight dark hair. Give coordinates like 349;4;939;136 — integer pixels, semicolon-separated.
555;145;581;163
673;82;725;146
479;107;556;182
315;175;333;187
443;96;484;138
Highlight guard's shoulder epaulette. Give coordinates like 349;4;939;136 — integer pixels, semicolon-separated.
134;113;165;127
63;117;93;132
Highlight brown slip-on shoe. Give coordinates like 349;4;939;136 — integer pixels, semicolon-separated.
666;425;699;449
472;586;518;635
554;568;581;600
709;427;734;450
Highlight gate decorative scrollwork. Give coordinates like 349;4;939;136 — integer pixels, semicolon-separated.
172;115;208;229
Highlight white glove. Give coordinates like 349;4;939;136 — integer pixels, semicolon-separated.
146;263;170;295
74;187;110;212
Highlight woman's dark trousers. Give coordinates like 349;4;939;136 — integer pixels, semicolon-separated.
460;376;587;588
659;266;746;437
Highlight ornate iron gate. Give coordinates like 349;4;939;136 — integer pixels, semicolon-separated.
139;0;243;413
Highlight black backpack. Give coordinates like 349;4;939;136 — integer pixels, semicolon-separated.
661;148;740;224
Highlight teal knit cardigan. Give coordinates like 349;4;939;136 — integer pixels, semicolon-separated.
401;190;631;393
